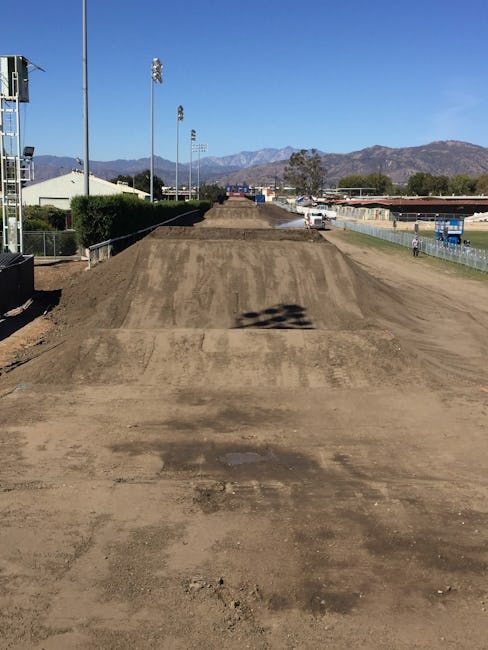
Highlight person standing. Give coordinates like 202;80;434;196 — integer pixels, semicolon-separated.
412;235;420;257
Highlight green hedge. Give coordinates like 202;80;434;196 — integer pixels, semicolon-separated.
71;195;212;248
24;205;70;230
23;217;54;231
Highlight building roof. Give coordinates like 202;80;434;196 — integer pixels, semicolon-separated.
334;196;488;214
20;170;150;208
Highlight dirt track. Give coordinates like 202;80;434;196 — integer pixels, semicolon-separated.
1;198;488;649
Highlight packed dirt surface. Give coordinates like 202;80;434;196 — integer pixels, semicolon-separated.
0;261;86;370
1;198;488;649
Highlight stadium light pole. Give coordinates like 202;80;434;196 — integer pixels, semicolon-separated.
150;57;163;202
82;0;89;196
175;105;184;200
189;129;196;200
192;142;208;200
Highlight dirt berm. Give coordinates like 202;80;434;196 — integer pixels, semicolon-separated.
1;197;488;649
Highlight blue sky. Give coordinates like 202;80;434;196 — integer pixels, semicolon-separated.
5;0;488;162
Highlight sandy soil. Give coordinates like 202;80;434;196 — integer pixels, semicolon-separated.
1;198;488;649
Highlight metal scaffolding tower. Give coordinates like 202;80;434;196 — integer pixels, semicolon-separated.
0;55;36;253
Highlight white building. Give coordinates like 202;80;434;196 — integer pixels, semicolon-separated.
21;169;150;209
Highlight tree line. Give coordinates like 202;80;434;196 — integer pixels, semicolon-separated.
110;170;227;203
338;172;488;196
282;149;488;196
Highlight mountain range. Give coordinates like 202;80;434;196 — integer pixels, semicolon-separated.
32;141;488;188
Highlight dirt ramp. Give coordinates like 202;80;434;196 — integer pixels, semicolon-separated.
47;228;375;333
11;225;416;387
50;227;330;332
17;328;411;388
120;234;370;331
150;226;324;242
199;197;269;228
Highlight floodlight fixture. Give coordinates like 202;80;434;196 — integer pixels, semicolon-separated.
151;57;162;83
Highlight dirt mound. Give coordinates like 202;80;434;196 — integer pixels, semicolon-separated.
151;226;324;242
198;197;270;228
13;220;415;388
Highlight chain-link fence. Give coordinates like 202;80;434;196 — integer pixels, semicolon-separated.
1;231;80;258
23;230;79;257
330;219;488;273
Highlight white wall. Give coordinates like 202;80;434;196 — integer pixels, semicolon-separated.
21;170;149;207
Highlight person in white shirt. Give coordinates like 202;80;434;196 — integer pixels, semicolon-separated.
412;235;420;257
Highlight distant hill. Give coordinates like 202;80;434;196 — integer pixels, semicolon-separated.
31;141;488;188
31;147;301;187
214;141;488;187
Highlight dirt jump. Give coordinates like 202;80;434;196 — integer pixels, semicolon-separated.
1;197;488;649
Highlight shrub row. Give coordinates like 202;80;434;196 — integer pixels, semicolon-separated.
23;204;70;231
71;195;212;248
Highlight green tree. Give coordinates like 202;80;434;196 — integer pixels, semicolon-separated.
406;172;436;195
475;174;488;195
364;173;393;195
338;175;369;189
391;184;407;196
405;173;450;196
110;170;165;200
198;183;227;203
283;149;325;195
110;174;134;186
337;173;392;195
430;175;449;195
448;174;476;195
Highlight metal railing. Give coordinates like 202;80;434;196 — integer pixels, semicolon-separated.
87;209;199;268
330;219;488;273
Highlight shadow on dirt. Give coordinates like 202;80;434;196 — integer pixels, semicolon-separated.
0;289;61;342
233;303;314;329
